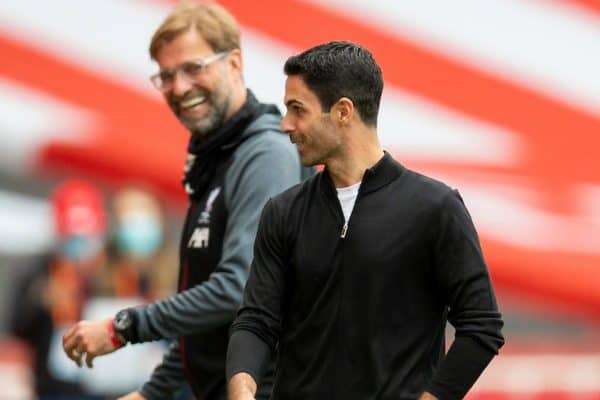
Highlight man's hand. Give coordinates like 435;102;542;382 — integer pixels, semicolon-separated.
227;372;257;400
62;319;119;368
117;391;146;400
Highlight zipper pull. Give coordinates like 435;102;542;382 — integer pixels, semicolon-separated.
340;222;348;238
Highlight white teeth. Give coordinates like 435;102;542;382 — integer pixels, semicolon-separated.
181;96;206;109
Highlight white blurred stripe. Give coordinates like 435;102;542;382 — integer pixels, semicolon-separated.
379;89;523;165
306;0;600;115
0;0;314;107
0;0;298;106
0;79;95;173
0;0;535;166
241;27;296;109
473;353;600;392
0;190;53;255
0;0;169;96
244;31;523;165
435;177;600;254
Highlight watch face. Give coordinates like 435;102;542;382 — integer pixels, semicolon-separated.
114;310;132;331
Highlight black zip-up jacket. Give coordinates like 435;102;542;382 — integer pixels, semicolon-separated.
228;152;504;400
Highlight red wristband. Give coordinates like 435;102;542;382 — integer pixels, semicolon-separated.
107;319;124;348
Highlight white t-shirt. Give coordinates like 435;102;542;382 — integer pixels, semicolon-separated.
336;181;361;222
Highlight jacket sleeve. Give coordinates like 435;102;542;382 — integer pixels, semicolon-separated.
426;190;505;399
139;340;185;400
227;198;286;383
131;132;302;342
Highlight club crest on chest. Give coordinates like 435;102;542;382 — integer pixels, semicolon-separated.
188;187;221;249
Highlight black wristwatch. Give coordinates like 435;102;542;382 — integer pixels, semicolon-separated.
113;309;138;344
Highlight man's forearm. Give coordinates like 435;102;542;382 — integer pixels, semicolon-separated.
226;329;272;387
426;335;497;399
133;273;243;343
228;372;257;400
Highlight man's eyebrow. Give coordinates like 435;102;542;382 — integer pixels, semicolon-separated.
285;99;303;108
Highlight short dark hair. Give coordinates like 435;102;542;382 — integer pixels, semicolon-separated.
283;41;383;126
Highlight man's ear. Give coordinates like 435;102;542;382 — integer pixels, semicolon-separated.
332;97;354;126
227;49;243;76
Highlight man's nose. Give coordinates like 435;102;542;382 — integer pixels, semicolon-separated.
280;112;294;133
171;71;193;97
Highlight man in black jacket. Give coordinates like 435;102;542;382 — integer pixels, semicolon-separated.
226;41;504;400
62;3;309;400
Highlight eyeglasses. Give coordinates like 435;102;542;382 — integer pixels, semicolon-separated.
150;51;229;92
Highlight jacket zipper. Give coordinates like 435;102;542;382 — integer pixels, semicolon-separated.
339;183;364;239
340;222;349;238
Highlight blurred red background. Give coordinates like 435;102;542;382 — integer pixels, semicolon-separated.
0;0;598;398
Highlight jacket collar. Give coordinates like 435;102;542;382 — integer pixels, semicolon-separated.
320;151;405;196
361;151;405;194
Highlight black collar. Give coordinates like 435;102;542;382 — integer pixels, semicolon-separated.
320;151;405;196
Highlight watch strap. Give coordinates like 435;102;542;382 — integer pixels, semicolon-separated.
114;308;140;344
108;319;125;348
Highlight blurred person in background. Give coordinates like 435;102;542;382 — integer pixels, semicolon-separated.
99;187;177;302
62;2;310;400
226;41;504;400
10;179;109;400
72;186;185;399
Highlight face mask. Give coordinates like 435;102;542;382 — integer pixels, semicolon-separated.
115;212;162;258
59;235;103;264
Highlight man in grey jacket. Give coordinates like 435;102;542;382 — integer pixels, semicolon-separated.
62;3;308;400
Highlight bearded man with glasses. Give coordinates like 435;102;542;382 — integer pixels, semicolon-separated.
62;3;311;400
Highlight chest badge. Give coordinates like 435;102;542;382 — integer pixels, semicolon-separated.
188;187;221;248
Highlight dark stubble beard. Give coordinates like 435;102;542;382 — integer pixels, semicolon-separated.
305;114;339;166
